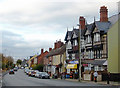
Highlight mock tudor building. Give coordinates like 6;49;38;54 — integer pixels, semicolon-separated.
65;6;119;80
81;6;113;72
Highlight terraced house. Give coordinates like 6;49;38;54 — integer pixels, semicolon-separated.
65;6;120;81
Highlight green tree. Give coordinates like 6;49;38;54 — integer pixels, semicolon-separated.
16;59;22;65
32;64;44;72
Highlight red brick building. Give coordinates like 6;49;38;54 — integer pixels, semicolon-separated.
37;49;48;65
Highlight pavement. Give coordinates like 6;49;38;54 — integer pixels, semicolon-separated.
60;78;120;86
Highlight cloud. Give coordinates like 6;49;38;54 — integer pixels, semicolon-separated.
0;0;119;60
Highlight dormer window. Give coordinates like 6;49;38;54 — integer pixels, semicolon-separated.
94;33;100;42
67;35;71;40
73;32;77;38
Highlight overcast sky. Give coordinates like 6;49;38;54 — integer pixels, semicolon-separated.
0;0;119;61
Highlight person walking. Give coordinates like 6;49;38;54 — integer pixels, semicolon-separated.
93;71;98;82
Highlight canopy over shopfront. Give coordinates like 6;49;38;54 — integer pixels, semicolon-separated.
82;59;107;66
66;64;77;69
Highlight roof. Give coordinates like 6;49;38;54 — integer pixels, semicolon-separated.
95;21;111;32
46;44;66;57
108;13;120;27
72;28;79;37
84;23;95;35
29;55;37;61
64;31;72;41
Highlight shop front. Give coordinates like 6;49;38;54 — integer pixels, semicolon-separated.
66;63;79;79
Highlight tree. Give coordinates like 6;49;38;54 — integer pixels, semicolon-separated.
16;59;22;65
32;64;44;72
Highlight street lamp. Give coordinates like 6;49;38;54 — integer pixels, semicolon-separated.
77;24;81;82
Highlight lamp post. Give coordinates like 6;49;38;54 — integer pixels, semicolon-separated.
77;24;81;82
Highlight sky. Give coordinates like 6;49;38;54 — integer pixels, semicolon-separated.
0;0;119;61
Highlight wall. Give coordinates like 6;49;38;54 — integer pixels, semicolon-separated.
108;19;120;73
53;55;60;65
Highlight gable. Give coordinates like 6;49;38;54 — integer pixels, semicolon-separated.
73;32;77;38
85;29;90;35
93;27;100;33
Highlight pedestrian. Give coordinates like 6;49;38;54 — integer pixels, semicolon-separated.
93;71;98;82
107;72;110;84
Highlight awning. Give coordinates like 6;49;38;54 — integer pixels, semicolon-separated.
82;59;107;66
66;64;77;69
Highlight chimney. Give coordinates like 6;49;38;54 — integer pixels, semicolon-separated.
49;48;52;51
54;42;57;49
57;40;64;48
79;16;85;30
41;49;44;54
100;6;108;22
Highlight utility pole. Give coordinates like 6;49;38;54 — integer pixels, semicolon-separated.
77;24;81;82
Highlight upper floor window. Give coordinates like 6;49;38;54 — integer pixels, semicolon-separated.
67;35;71;40
73;39;78;46
94;33;100;42
75;40;78;46
67;40;72;49
86;35;91;43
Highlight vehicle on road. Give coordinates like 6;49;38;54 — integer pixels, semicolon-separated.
13;67;18;71
21;67;24;69
9;69;14;74
28;70;34;76
39;72;50;79
25;69;29;75
35;71;42;78
31;71;36;77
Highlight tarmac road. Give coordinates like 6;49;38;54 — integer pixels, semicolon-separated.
2;69;114;88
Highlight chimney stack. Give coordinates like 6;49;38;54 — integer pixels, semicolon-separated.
41;49;44;54
79;16;85;30
100;6;108;22
49;48;52;52
54;42;57;49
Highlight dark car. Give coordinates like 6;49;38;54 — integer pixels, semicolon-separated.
9;69;14;74
13;67;18;71
39;72;50;79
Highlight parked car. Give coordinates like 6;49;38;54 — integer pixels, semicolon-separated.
28;70;34;76
9;69;14;74
31;71;37;77
39;72;50;79
21;67;24;69
24;69;29;73
13;67;18;71
35;72;42;78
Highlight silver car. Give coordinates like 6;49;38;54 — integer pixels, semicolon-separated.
35;71;42;78
39;72;50;79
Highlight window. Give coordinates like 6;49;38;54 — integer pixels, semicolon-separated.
75;40;78;46
91;51;94;59
96;50;99;59
67;40;72;49
86;35;91;43
94;33;100;42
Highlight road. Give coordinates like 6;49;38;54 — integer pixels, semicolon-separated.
2;69;113;87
